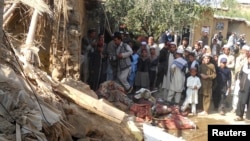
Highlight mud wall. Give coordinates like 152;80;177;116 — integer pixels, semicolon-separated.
50;0;86;81
0;0;3;44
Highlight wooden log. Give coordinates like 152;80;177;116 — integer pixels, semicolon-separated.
3;2;18;22
16;123;21;141
52;83;126;124
25;9;39;46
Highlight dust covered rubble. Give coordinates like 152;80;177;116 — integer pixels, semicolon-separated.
0;44;137;141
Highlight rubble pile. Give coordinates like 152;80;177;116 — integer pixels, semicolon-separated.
0;43;137;141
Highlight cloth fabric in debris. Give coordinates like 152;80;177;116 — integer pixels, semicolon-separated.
153;104;181;116
134;88;156;104
129;103;152;120
96;80;134;106
156;114;196;130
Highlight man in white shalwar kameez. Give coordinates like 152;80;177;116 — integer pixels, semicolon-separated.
232;45;249;113
166;48;188;105
161;42;177;102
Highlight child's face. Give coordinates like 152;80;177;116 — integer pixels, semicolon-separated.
141;45;146;50
188;55;195;62
202;48;207;53
220;62;226;68
213;56;218;61
194;44;199;50
150;48;155;55
190;69;197;76
203;56;210;64
142;50;147;57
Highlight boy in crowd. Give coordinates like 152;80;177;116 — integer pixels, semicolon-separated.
216;58;231;115
198;54;217;116
181;67;201;115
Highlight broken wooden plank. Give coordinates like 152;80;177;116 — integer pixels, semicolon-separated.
16;123;21;141
52;83;126;123
126;120;143;141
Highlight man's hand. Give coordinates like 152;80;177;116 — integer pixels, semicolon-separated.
117;53;123;59
200;74;208;79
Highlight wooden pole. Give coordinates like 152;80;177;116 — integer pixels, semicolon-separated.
3;2;18;22
25;9;39;46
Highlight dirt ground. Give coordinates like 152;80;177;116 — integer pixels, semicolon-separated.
166;95;250;141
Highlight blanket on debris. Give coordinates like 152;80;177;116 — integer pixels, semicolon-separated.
154;114;197;130
128;88;196;130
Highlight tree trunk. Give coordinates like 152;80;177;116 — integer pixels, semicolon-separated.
0;0;4;45
25;9;39;46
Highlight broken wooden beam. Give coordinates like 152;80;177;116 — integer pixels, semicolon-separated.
52;83;126;124
16;123;21;141
126;120;144;141
3;2;18;22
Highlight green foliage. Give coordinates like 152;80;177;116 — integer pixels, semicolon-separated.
104;0;135;23
215;0;250;21
221;0;238;9
104;0;211;39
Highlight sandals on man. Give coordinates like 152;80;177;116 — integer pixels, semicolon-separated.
234;116;243;121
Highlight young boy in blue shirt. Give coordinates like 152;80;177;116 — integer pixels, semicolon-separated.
216;57;231;115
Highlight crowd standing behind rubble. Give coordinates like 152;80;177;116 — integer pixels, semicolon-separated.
80;29;250;123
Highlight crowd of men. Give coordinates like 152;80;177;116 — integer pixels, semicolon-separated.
80;29;250;121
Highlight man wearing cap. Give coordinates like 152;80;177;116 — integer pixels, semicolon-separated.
238;34;246;49
201;31;209;47
235;53;250;121
166;48;188;105
158;42;176;100
184;46;193;61
81;29;97;82
193;42;203;63
232;45;250;113
147;36;160;57
217;44;235;95
137;41;149;56
122;31;131;44
218;44;235;70
155;41;170;90
113;33;133;94
149;45;159;91
218;31;223;45
227;32;236;53
106;32;121;81
198;40;203;48
211;38;221;56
